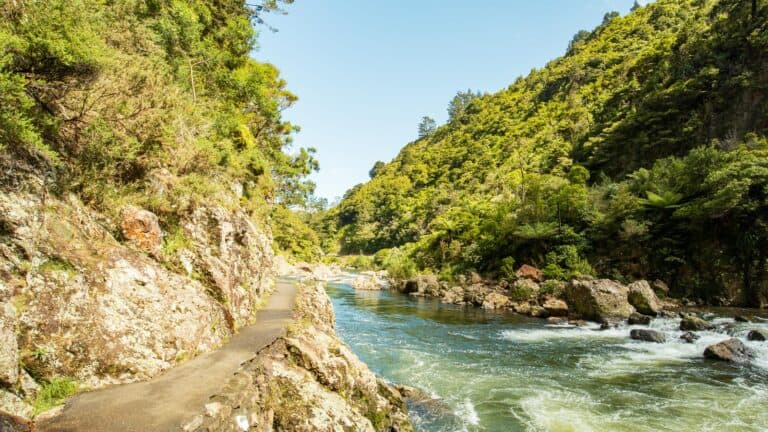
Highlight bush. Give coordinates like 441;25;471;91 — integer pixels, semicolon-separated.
381;248;417;280
33;377;80;414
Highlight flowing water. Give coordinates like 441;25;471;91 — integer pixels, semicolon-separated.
323;276;768;432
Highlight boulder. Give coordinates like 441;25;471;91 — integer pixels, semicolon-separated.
120;206;163;256
564;279;635;322
512;302;531;315
680;331;700;343
0;410;32;432
541;296;568;317
516;265;543;282
628;312;652;326
704;338;753;364
0;303;18;387
441;287;465;305
734;315;751;323
627;280;661;316
350;275;384;291
402;275;441;297
464;284;490;306
651;279;669;298
0;391;32;420
482;292;511;310
529;306;549;318
747;330;767;341
469;272;483;284
547;317;568;325
630;329;666;343
680;316;714;331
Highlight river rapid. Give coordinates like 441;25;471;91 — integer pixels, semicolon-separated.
323;276;768;432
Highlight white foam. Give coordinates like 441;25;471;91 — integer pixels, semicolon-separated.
455;398;480;427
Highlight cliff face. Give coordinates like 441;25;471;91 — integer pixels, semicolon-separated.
0;156;275;418
183;282;413;432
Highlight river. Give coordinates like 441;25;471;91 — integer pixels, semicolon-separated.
323;276;768;432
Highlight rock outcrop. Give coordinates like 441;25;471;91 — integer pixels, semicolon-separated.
627;280;662;316
183;283;413;432
564;279;635;322
0;162;275;417
704;338;753;364
482;292;511;310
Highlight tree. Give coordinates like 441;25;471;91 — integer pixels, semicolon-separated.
369;161;385;178
418;116;437;138
447;89;481;122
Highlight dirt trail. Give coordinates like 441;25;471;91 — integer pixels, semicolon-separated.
37;280;298;432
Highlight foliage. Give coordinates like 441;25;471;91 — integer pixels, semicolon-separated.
33;377;80;415
326;0;768;306
417;116;437;138
0;0;318;258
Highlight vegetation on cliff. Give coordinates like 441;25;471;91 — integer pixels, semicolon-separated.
324;0;768;306
0;0;318;256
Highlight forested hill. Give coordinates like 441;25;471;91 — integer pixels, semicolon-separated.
324;0;768;307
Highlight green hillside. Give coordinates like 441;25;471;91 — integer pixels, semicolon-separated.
326;0;768;306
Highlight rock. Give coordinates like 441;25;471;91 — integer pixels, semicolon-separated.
657;310;678;319
747;330;767;341
734;315;751;323
0;303;19;387
569;319;589;327
351;275;384;291
630;329;666;343
529;306;549;318
680;316;714;331
19;371;39;399
181;204;275;329
512;302;531;315
628;312;652;326
627;280;661;316
680;331;700;343
0;190;250;389
516;265;543;282
0;410;32;432
651;279;669;298
402;275;441;297
469;272;483;284
441;287;465;305
482;292;511;310
120;206;163;256
564;279;635;322
704;338;753;364
541;296;568;317
464;284;490;306
0;391;32;420
547;316;568;325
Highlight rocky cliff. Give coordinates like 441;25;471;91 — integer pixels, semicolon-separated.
0;156;275;420
182;282;413;432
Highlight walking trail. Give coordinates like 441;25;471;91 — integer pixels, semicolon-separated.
37;280;299;432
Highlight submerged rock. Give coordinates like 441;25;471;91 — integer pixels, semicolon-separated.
680;316;714;331
747;330;767;341
630;329;666;343
627;280;661;316
704;338;753;364
564;279;635;322
680;331;700;343
628;312;652;326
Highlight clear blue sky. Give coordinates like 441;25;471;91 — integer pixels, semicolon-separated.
256;0;644;201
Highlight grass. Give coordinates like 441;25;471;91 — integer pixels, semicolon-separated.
33;377;80;415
